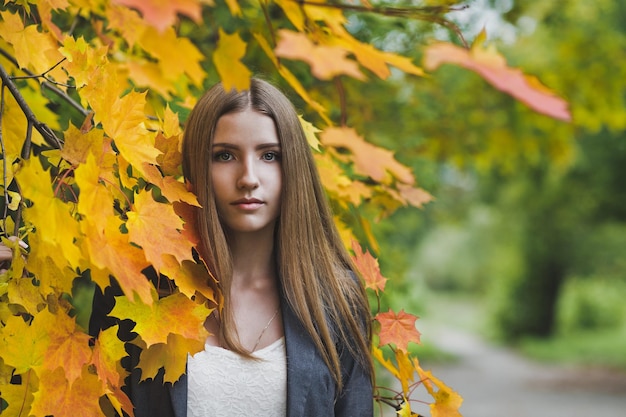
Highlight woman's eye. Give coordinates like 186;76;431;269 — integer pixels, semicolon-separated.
214;152;233;161
262;151;280;161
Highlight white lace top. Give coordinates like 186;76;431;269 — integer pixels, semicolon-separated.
186;337;287;417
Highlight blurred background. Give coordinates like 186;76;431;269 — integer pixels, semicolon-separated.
351;0;626;415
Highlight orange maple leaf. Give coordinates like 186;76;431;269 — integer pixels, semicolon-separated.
84;219;153;304
109;292;209;347
155;132;183;177
126;191;195;271
213;29;251;91
376;309;421;353
39;310;93;385
351;240;387;294
30;367;106;417
274;30;365;81
320;126;414;184
423;39;571;121
112;0;202;33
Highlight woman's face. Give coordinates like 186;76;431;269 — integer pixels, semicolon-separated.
210;109;282;236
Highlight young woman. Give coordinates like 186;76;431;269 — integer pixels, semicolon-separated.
89;78;374;416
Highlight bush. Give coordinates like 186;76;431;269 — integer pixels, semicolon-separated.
557;276;626;333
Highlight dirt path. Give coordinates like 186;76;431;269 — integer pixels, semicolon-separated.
411;325;626;417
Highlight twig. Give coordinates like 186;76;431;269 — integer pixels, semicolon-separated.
0;48;89;118
0;62;63;150
293;0;469;48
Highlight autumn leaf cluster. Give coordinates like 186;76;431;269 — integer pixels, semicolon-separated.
0;0;568;416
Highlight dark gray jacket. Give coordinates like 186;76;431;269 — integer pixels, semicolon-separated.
91;284;373;417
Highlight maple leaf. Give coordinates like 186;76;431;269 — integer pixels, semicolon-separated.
137;26;205;86
299;116;321;152
16;158;83;269
253;33;329;124
424;39;571;121
112;0;202;33
0;314;48;374
351;240;387;294
0;374;36;417
92;325;128;388
126;191;195;271
60;124;106;166
160;256;216;302
0;12;63;73
37;310;93;385
98;91;161;176
137;333;205;383
275;30;365;81
7;275;44;315
321;127;414;184
155;132;183;177
417;366;464;417
84;219;153;304
30;367;106;417
109;292;209;347
75;152;117;232
142;163;200;207
213;29;251;91
376;309;421;353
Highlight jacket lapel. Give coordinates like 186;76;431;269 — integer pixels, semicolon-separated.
282;301;316;417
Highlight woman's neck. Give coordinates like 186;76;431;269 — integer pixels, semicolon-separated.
227;227;277;287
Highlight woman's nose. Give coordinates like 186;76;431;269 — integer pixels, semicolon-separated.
236;158;259;189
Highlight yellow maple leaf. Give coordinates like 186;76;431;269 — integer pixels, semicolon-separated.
0;314;49;374
7;275;44;315
16;158;82;269
416;365;464;417
275;30;365;81
110;292;209;347
213;29;251;91
75;153;117;232
0;373;36;417
142;163;199;207
0;12;63;73
97;90;161;176
105;4;148;47
60;124;105;166
160;256;216;302
92;325;128;388
137;333;205;383
24;232;76;295
137;26;205;86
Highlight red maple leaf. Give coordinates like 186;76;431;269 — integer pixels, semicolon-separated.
376;309;421;352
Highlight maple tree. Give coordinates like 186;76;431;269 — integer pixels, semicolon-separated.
0;0;570;416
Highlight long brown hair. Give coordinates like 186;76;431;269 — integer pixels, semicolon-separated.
182;78;372;389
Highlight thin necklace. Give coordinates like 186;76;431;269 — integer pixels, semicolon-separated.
252;307;280;352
